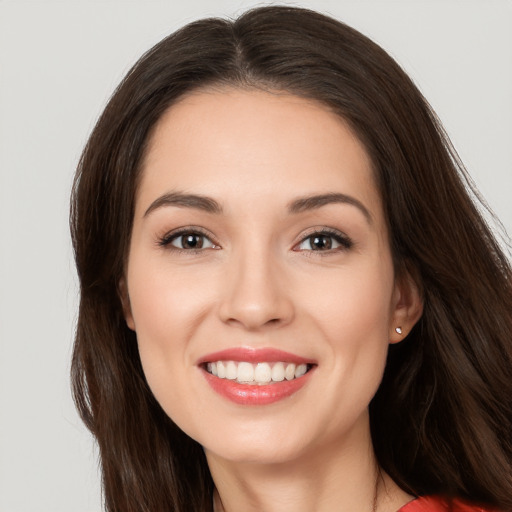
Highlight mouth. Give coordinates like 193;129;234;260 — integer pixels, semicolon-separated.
203;360;313;384
198;348;316;405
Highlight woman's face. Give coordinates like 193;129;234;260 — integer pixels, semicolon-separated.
123;88;420;465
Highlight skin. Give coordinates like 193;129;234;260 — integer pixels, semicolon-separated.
122;88;423;512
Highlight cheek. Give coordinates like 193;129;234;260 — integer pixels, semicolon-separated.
128;256;212;339
126;262;183;374
302;260;394;337
125;255;220;405
302;258;395;398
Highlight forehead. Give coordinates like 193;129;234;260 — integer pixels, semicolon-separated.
138;88;382;220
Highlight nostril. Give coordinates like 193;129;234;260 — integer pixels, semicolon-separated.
224;315;286;330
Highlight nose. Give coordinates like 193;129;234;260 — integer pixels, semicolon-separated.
218;247;295;331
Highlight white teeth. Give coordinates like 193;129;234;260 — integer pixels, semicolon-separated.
271;362;285;382
217;361;226;378
226;361;237;380
206;360;311;384
254;363;272;384
285;363;296;381
295;363;307;378
237;362;254;383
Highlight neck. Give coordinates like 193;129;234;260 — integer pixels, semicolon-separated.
207;416;411;512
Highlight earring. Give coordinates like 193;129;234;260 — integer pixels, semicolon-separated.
395;327;402;335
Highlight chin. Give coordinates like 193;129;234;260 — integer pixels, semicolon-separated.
204;437;308;466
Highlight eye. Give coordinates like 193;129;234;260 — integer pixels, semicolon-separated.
296;230;352;252
159;230;217;251
172;233;215;250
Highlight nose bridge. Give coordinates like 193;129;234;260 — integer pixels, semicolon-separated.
219;238;294;330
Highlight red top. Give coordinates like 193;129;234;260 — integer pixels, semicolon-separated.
398;496;497;512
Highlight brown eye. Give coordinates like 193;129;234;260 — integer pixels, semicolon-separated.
169;233;215;250
296;231;352;252
309;235;332;250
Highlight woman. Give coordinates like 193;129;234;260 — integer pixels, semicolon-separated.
70;6;512;512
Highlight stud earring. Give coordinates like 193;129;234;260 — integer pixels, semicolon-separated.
395;327;402;335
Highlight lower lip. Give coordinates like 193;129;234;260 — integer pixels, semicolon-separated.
202;369;313;405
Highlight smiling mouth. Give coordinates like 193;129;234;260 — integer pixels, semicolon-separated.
204;361;314;385
198;347;316;404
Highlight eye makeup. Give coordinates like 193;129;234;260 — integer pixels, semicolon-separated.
157;226;220;253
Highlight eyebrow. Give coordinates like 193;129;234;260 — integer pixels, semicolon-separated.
143;191;372;224
287;193;373;224
144;191;223;217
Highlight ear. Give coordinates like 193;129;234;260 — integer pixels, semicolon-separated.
389;271;423;344
118;277;136;331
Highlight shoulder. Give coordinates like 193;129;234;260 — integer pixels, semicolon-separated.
398;495;499;512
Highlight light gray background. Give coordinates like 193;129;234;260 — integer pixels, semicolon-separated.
0;1;510;511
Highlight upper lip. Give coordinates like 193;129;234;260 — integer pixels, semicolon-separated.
196;347;316;365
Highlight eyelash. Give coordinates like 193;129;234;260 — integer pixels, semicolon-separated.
294;228;353;253
158;227;218;253
157;227;353;254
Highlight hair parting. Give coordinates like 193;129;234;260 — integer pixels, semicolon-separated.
71;6;512;511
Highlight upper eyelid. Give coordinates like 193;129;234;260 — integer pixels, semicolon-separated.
158;226;218;246
296;226;351;242
157;225;352;249
300;226;345;235
293;227;353;251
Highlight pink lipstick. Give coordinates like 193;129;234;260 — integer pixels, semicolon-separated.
198;347;316;405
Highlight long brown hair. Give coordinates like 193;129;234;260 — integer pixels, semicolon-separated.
70;6;512;511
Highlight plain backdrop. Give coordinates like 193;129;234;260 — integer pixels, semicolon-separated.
0;1;511;511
